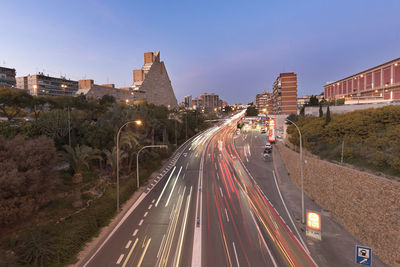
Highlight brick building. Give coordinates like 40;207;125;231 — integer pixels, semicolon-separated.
324;57;400;103
254;91;272;113
272;72;298;114
132;51;178;108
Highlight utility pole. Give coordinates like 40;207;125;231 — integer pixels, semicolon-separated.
341;139;345;165
68;106;71;147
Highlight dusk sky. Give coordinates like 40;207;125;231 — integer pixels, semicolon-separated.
1;0;399;104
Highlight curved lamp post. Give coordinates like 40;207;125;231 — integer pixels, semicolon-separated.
137;145;168;189
286;118;305;224
116;120;142;211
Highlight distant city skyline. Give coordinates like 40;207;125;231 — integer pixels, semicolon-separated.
1;0;399;104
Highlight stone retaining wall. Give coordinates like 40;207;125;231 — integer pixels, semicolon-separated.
277;142;400;266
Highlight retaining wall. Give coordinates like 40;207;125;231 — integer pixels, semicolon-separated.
277;142;400;266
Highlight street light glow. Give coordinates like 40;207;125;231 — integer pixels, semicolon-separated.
135;120;142;125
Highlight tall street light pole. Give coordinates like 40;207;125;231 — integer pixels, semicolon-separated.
286;118;305;224
136;145;168;189
116;120;142;212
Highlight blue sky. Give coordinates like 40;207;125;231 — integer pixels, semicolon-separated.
1;0;399;104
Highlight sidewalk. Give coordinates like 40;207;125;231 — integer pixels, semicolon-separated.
272;143;387;267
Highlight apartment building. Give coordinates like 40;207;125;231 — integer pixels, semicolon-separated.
16;73;78;96
272;72;298;114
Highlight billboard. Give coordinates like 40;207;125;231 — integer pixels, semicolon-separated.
269;119;275;130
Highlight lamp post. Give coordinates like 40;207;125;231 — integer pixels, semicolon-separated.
286;118;305;224
136;145;168;188
116;120;142;211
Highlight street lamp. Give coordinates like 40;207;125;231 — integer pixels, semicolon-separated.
136;145;168;189
285;118;305;224
116;120;142;211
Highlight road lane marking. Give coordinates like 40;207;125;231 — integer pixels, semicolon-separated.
186;162;189;170
125;240;132;249
219;187;224;198
232;242;240;267
272;170;310;254
225;208;229;222
216;172;220;180
215;162;218;170
132;229;138;236
144;211;148;217
122;238;138;267
174;186;193;267
116;254;124;264
152;199;155;203
165;166;183;207
157;234;166;258
155;166;176;207
250;211;278;267
148;204;152;209
138;219;144;226
182;173;186;179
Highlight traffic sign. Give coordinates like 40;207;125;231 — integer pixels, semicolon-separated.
356;245;372;266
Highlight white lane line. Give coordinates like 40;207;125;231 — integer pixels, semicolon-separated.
83;192;147;267
148;204;152;209
144;211;148;217
138;219;144;226
157;234;166;258
250;211;278;267
182;173;186;179
215;162;218;170
152;199;155;203
225;208;229;222
155;166;176;207
125;240;132;249
272;170;310;254
116;254;124;264
232;242;240;267
219;187;224;198
216;172;220;180
132;229;138;236
165;166;183;207
186;162;189;170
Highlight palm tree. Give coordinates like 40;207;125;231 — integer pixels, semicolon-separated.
61;144;102;207
103;146;127;179
120;131;141;172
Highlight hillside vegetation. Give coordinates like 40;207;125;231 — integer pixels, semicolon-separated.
287;105;400;177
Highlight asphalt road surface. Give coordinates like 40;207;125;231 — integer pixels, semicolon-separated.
82;112;316;267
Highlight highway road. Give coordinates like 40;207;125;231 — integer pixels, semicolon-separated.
82;112;316;267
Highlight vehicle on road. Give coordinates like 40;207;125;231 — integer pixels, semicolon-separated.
261;128;266;134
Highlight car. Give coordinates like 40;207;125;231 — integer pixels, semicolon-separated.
265;142;272;149
261;128;266;134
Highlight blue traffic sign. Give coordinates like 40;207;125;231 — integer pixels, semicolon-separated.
356;245;372;266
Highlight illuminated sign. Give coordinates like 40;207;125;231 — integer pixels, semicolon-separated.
268;129;275;142
307;211;321;231
269;119;275;130
306;210;321;240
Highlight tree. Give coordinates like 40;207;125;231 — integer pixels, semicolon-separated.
60;145;101;207
308;95;319;106
223;106;233;113
36;109;69;143
319;104;323;118
286;113;298;124
300;106;305;116
0;88;33;121
0;136;57;225
245;105;259;116
99;95;116;106
30;97;48;121
325;105;331;125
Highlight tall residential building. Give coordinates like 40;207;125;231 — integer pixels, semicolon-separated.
16;73;78;96
184;95;192;108
200;93;219;112
324;57;400;103
192;97;202;110
0;67;16;89
76;79;134;103
254;91;272;113
272;72;297;114
132;51;178;108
